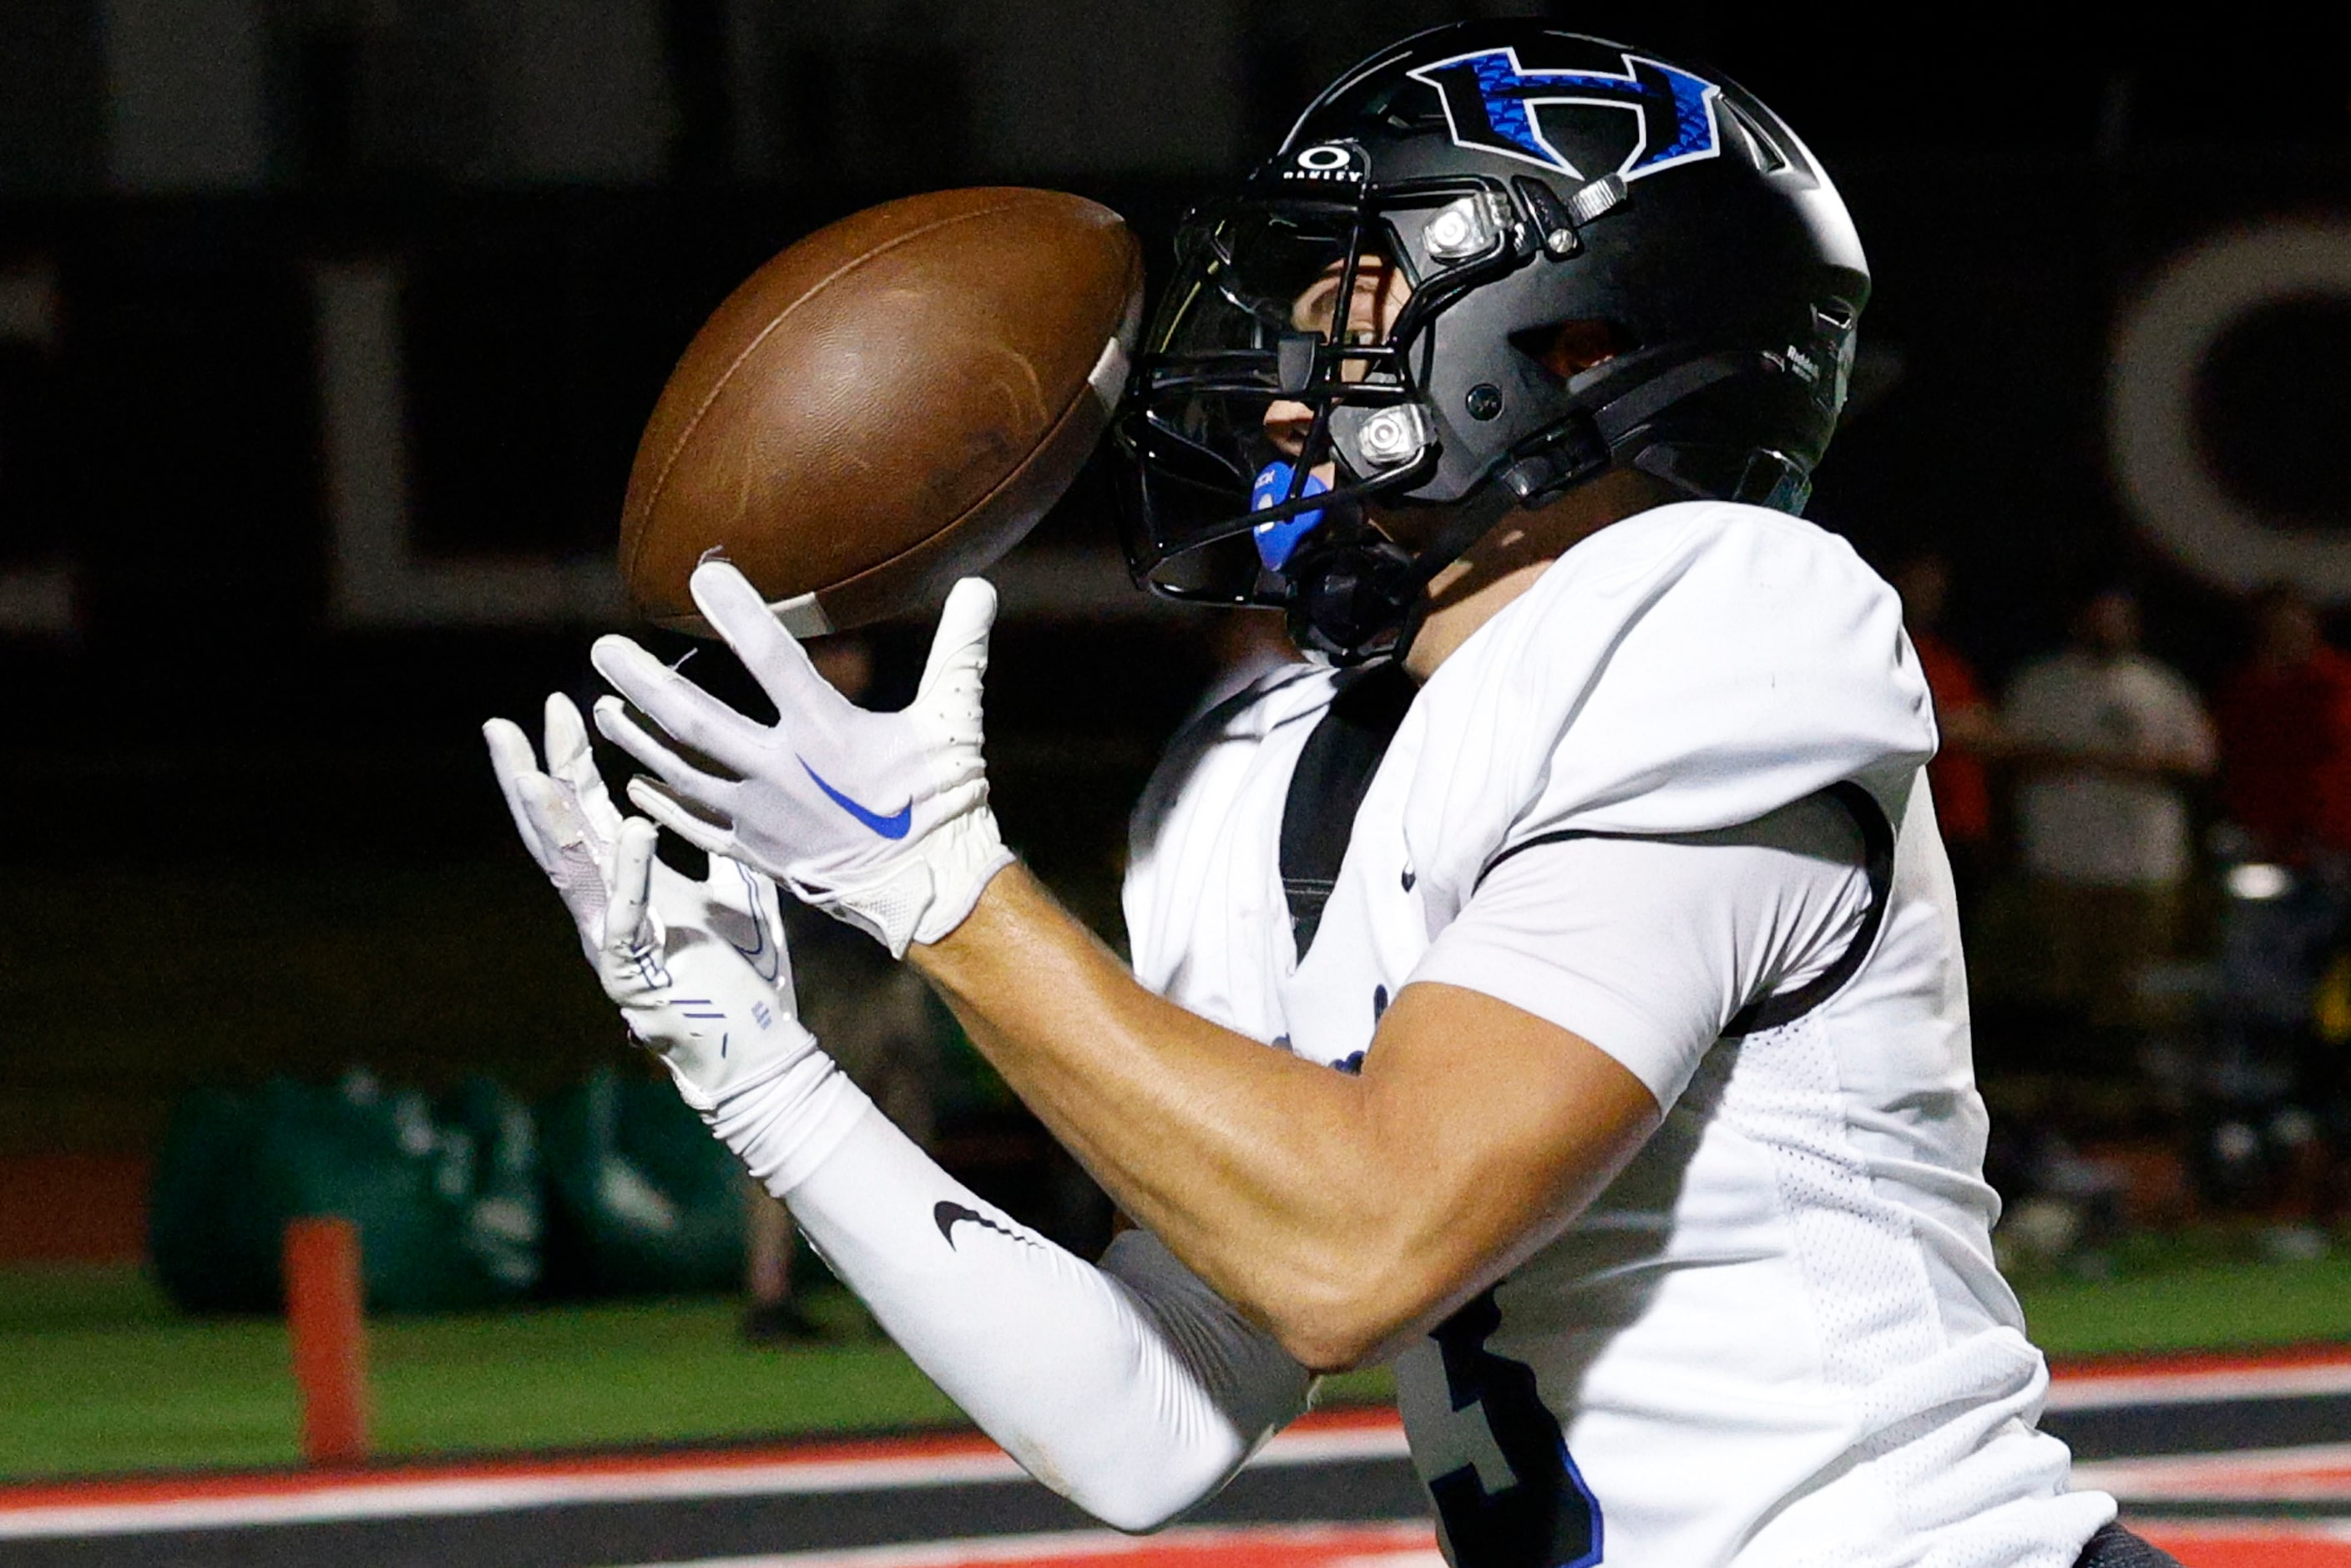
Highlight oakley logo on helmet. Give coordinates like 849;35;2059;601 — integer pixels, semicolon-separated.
1282;143;1368;184
1408;47;1722;183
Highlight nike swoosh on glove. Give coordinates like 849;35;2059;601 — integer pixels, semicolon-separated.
483;692;817;1110
589;563;1014;958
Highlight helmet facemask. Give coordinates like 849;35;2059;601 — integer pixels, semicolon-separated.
1115;144;1553;664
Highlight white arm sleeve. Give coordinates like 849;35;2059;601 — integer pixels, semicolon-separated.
707;1072;1312;1532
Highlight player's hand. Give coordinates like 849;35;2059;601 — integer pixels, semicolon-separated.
588;561;1014;958
483;692;817;1110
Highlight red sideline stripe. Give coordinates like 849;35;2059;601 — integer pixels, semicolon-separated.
2052;1344;2351;1382
2136;1520;2351;1566
0;1406;1403;1513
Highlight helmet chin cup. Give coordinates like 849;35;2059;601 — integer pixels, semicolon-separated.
1282;530;1431;668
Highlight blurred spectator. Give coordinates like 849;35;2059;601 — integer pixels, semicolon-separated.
2216;584;2351;866
744;635;943;1343
2005;587;2217;1039
1892;554;2001;899
2203;585;2351;1222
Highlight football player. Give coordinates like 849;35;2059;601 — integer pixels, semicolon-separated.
492;23;2168;1568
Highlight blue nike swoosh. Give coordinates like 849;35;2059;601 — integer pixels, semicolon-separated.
799;758;913;839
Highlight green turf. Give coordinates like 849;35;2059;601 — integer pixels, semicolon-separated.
5;1242;2350;1481
0;1267;1396;1479
2017;1251;2351;1361
0;1272;957;1478
370;1298;963;1459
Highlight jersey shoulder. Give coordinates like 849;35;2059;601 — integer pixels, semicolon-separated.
1123;665;1336;999
1400;503;1938;914
1129;665;1333;866
1444;501;1912;703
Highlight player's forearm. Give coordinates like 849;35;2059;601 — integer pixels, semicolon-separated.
912;864;1554;1368
764;1098;1307;1529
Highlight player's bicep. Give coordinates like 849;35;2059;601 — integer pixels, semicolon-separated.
1349;984;1659;1336
1337;803;1870;1335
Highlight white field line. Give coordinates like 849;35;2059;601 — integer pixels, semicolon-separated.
2136;1518;2351;1542
635;1520;1438;1568
2075;1440;2351;1500
2049;1361;2351;1411
0;1422;1412;1540
1249;1426;1412;1465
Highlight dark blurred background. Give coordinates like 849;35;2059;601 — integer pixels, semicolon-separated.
2;1;2349;1274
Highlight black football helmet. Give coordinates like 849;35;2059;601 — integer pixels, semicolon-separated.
1113;23;1870;665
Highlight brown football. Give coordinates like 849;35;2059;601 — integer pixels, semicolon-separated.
619;187;1145;636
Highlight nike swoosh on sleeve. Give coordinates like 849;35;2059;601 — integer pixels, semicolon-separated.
933;1201;1040;1251
798;759;913;839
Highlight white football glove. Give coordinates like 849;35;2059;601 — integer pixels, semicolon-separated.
588;561;1014;958
483;692;817;1111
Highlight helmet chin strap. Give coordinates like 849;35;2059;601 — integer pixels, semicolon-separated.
1281;480;1524;668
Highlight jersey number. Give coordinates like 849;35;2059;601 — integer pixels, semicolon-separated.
1428;1289;1603;1568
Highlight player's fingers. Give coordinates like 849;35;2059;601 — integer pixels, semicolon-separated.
626;776;740;862
737;860;789;959
516;770;585;843
604;817;659;953
698;852;791;992
542;691;589;771
750;865;796;1009
589;634;764;771
688;561;849;723
544;693;625;842
483;717;559;873
918;577;999;697
590;695;733;810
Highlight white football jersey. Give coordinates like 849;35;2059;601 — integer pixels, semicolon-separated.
1125;503;2116;1568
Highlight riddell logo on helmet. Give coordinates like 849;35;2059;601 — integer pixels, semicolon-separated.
1282;144;1368;183
1408;47;1722;183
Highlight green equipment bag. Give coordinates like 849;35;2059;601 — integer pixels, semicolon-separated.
538;1066;744;1296
149;1073;542;1314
